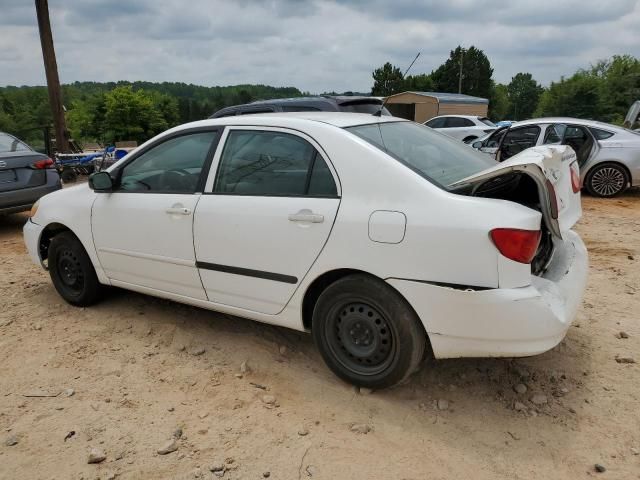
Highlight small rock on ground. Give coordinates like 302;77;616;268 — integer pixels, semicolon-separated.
437;399;449;411
615;356;636;364
350;423;372;434
240;361;250;374
190;347;206;356
514;401;527;412
530;394;548;405
157;439;179;455
615;331;629;339
263;472;271;478
298;426;309;436
88;447;107;464
173;428;183;439
595;464;606;473
5;434;18;446
262;395;276;405
63;388;75;397
209;463;225;472
513;384;527;394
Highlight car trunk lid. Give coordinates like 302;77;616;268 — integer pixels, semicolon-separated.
450;145;582;239
0;151;51;193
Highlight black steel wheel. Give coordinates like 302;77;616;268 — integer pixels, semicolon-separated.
312;274;427;389
585;163;629;197
49;232;103;306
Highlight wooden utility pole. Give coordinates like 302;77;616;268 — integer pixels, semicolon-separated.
458;48;464;94
35;0;70;153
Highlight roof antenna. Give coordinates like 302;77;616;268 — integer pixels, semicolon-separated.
373;52;421;117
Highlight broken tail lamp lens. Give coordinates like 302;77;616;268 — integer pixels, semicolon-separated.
490;228;542;264
570;161;581;193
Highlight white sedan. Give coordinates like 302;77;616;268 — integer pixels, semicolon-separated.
23;113;588;389
424;114;496;142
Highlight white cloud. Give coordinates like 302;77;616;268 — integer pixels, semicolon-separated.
0;0;638;92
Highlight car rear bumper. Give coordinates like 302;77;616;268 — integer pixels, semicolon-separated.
387;230;588;358
0;170;61;214
23;218;45;268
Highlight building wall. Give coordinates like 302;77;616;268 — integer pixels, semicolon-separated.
385;92;489;122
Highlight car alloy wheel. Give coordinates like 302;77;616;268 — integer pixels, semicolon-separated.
590;166;626;196
325;301;396;376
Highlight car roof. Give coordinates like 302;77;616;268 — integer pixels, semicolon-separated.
429;115;483;119
177;112;407;131
514;117;621;131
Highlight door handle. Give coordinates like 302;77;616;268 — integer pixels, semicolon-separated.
165;206;192;215
288;209;324;223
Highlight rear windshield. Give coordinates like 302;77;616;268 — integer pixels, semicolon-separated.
346;121;495;188
340;102;391;115
479;117;496;127
0;133;30;153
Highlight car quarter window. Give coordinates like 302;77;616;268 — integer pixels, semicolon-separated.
119;131;218;193
589;127;615;140
213;130;337;197
445;117;474;128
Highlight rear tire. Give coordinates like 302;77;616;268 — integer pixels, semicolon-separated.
312;274;426;389
48;232;102;306
585;163;629;197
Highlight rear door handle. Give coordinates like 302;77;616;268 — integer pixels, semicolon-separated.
166;206;192;215
288;209;324;223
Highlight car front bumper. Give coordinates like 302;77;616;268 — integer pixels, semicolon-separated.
387;230;588;358
24;218;45;268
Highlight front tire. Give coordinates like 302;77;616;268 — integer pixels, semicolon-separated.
585;163;629;197
312;275;426;389
48;232;103;306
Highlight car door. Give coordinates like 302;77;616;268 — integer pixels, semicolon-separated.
91;129;220;299
193;127;340;315
441;117;476;141
542;124;596;168
496;125;541;162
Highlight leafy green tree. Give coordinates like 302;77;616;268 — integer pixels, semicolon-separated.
488;82;511;121
599;55;640;123
371;62;405;96
534;72;603;119
507;73;543;120
431;46;493;98
403;73;434;92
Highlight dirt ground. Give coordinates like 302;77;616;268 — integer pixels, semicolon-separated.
0;192;639;480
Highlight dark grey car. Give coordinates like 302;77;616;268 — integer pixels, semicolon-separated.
0;132;61;215
210;95;390;118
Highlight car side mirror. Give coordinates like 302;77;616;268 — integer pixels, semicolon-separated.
89;171;114;192
472;140;483;149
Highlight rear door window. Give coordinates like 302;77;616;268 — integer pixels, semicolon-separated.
425;117;446;128
589;127;614;140
542;124;567;144
213;130;337;197
445;117;475;128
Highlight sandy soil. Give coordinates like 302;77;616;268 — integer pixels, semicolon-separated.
0;192;639;480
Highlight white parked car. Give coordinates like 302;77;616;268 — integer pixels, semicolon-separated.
424;115;496;142
24;113;588;389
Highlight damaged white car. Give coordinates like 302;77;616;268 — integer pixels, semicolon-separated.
23;113;588;388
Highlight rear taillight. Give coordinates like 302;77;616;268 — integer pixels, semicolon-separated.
490;228;541;264
570;161;581;193
32;157;54;169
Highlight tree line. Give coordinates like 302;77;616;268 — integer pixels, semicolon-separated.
0;82;301;148
372;48;640;125
1;49;638;149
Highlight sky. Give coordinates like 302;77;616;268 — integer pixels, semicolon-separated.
1;0;639;93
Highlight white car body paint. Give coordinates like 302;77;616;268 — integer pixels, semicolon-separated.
24;112;588;358
425;115;496;142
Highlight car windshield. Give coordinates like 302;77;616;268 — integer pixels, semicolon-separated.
479;117;496;127
346;121;496;188
0;133;30;153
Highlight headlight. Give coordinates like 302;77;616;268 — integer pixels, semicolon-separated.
28;200;40;218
